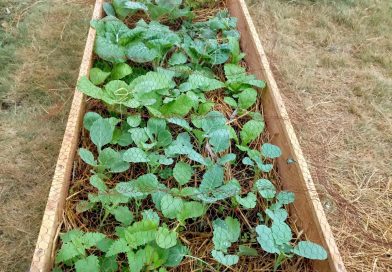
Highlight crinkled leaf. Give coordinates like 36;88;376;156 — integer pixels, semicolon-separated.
211;250;239;266
255;225;280;254
277;191;295;205
271;221;292;245
254;179;276;199
169;52;187;66
261;143;282;159
240;120;265;145
123;147;149;163
235;192;257;209
161;194;183;219
238;88;257;110
75;255;100;272
173;162;193;186
111;206;134;226
293;241;328;260
266;208;288;222
106;238;129;257
156;227;177;249
200;164;224;191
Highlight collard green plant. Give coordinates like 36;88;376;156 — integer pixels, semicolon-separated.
57;5;329;272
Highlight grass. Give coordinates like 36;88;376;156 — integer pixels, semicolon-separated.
247;0;392;271
0;0;390;271
0;0;93;270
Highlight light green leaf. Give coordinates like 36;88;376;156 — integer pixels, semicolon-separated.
254;179;276;199
77;76;102;99
238;88;257;110
188;74;225;92
142;209;160;225
79;148;97;166
55;243;80;263
224;97;237;108
173;162;193;186
235;192;257;209
240;120;265;145
127;42;157;63
293;241;328;260
161;194;183;219
167;117;192;131
212;217;240;252
255;225;280;254
265;208;288;222
156;227;177;249
200;164;224;191
165;244;188;267
261;143;282;159
211;250;239;266
99;147;129;173
90;118;115;150
271;221;292;245
111;206;134;226
75;255;100;272
123;147;149;163
277;191;295;205
106;238;129;257
169;52;188;66
160;93;193;117
177;201;204;224
90;67;110;85
89;175;107;192
238;245;258;256
126;114;141;128
217;153;236;165
111;63;132;80
83;112;101;131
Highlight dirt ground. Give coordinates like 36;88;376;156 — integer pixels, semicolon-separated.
248;0;392;271
0;0;390;271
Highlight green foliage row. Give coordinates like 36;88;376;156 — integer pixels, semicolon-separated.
54;1;327;271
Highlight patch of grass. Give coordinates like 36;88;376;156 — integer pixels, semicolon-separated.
248;0;392;271
0;0;93;270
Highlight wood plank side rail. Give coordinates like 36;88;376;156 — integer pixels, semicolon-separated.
30;0;346;271
29;1;104;271
227;0;346;271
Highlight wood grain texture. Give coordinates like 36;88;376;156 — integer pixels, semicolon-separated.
227;0;346;271
29;1;103;271
31;0;345;271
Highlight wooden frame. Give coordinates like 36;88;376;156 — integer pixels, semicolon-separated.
30;0;346;271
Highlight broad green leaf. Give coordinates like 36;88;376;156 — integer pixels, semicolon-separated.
90;175;107;192
111;63;132;80
101;256;118;272
106;238;129;257
55;243;80;263
255;225;280;254
261;143;282;159
142;209;160;225
254;179;276;199
238;245;258;256
173;162;193;186
160;93;193;116
169;52;188;66
167;117;192;131
165;244;188;267
224;96;237;108
123;147;149;163
217;153;236;165
81;232;106;248
235;192;257;209
75;255;100;272
127;42;157;63
90;67;110;85
127;114;141;127
293;241;328;260
265;208;288;222
188;74;225;92
83;112;101;131
135;173;159;193
94;35;127;63
271;221;292;245
111;206;134;226
99;147;130;173
79;148;97;166
177;201;204;224
161;194;183;219
90;118;115;150
212;217;240;252
156;227;177;249
277;191;295;205
199;164;224;191
238;88;257;110
240;120;265;145
77;76;102;99
211;250;239;266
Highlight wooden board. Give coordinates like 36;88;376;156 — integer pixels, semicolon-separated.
30;0;346;271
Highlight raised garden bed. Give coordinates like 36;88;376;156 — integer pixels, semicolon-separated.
30;0;346;271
